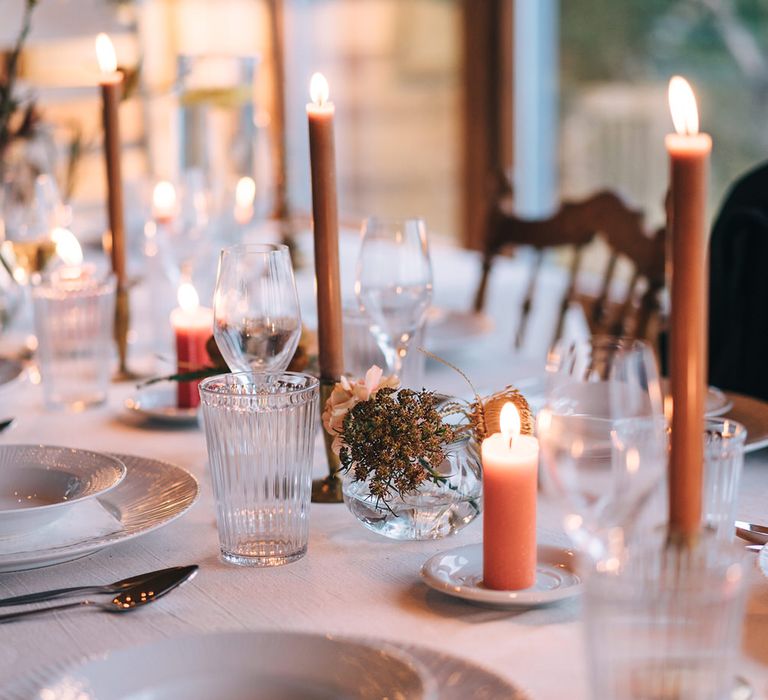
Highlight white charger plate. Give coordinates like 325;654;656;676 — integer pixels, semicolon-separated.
18;632;435;700
0;453;198;572
421;542;581;608
5;631;530;700
0;445;126;537
124;385;199;426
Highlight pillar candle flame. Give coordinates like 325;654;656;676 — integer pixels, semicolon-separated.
95;33;117;74
177;282;200;313
499;402;521;442
310;72;330;106
668;76;699;136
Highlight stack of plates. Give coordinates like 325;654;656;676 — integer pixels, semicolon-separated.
7;630;530;699
0;444;198;572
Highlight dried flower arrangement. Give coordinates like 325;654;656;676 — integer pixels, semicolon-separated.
322;356;533;508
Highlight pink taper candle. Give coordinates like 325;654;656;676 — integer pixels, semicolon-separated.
665;76;711;541
482;402;539;590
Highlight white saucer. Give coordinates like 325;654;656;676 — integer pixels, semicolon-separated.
421;542;581;607
125;384;199;426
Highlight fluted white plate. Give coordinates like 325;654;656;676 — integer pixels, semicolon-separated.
421;543;582;608
4;632;530;700
0;453;198;572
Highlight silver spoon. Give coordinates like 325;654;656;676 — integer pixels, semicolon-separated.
0;565;197;607
735;520;768;546
0;564;197;623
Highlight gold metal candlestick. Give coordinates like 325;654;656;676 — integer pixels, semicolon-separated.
312;379;343;503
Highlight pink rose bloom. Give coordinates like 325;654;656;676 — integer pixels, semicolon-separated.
322;365;400;455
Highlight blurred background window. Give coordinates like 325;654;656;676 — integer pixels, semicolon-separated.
3;0;768;243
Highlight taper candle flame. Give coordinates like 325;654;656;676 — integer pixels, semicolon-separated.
177;282;200;313
668;76;699;136
310;73;330;106
51;227;83;266
500;402;521;445
95;33;117;74
152;181;176;220
235;176;256;209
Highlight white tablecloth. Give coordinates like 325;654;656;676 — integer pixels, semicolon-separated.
2;240;768;698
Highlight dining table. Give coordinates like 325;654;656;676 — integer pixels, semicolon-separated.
2;237;768;699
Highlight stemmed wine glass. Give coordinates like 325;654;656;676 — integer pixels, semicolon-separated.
355;217;432;379
537;336;667;560
213;244;301;372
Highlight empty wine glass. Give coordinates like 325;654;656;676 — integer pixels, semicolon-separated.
537;336;667;560
355;217;432;380
213;244;301;372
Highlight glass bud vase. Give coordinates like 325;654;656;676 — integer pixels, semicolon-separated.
342;435;482;540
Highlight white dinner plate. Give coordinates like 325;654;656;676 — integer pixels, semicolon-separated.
514;374;733;419
0;445;126;537
21;631;436;700
124;385;199;426
5;632;531;700
425;308;495;355
0;453;198;572
421;542;582;608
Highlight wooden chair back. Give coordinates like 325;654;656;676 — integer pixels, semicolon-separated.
473;190;666;349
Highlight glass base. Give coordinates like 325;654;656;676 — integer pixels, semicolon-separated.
220;545;307;567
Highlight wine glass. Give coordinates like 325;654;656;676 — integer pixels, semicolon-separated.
355;217;432;379
537;336;667;560
213;244;301;373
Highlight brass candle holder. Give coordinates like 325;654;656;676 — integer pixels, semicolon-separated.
312;379;343;503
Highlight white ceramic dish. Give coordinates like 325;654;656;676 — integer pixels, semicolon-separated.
425;308;495;354
0;445;126;537
0;453;198;572
24;631;435;700
421;542;582;608
124;385;199;426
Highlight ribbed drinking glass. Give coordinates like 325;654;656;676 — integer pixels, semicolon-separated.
199;371;318;566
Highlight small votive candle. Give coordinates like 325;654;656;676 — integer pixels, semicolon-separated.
170;282;213;409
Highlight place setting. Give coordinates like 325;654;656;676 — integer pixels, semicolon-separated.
4;3;768;699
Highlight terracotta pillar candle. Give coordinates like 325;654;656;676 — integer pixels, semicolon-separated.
665;76;711;540
306;72;344;382
170;282;213;409
481;402;539;590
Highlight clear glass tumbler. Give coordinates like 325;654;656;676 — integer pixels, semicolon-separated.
31;271;116;410
199;371;319;566
703;418;746;541
584;537;749;700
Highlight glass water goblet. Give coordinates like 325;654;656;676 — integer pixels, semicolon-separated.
537;336;667;560
354;217;432;380
213;244;301;373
